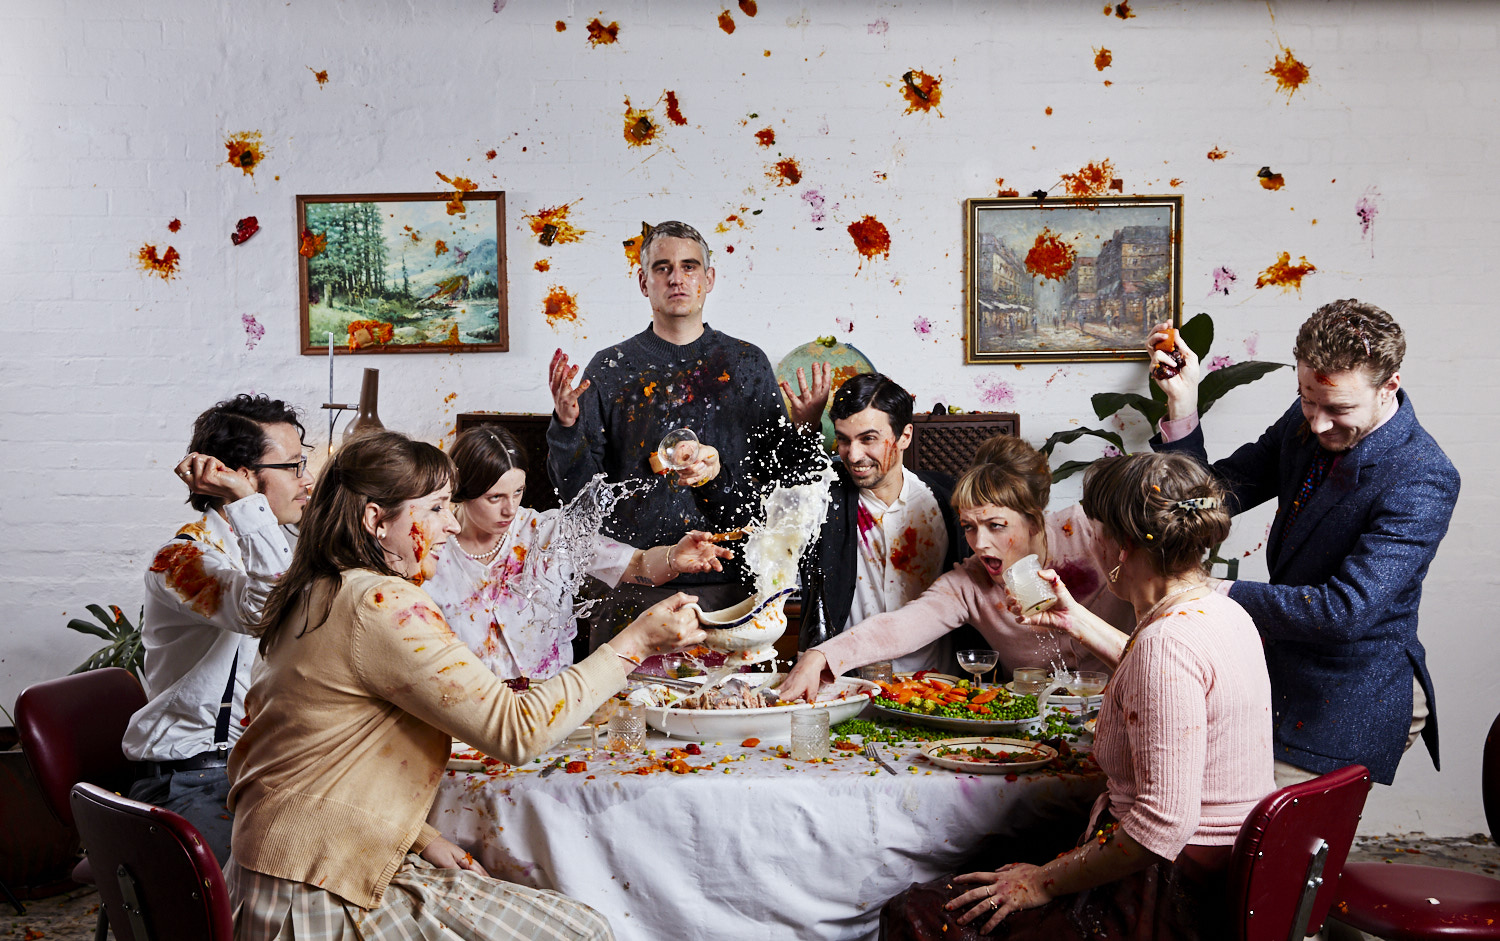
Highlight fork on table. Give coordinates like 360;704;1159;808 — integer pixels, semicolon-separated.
863;741;897;775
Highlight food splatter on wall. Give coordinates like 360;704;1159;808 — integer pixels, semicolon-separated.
1256;252;1317;292
224;131;266;176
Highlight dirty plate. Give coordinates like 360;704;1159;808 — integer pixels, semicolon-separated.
922;737;1057;775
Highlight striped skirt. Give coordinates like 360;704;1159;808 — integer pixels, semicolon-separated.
227;855;613;941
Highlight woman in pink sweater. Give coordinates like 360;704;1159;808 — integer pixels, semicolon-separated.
883;451;1275;941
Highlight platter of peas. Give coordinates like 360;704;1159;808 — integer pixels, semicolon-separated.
870;673;1043;735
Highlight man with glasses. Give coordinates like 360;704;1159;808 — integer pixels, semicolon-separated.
122;394;312;863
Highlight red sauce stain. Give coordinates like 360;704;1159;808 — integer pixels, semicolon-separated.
1050;558;1100;601
1255;251;1317;293
622;97;657;147
534;259;550;272
739;0;757;14
889;526;921;573
725;245;735;253
1168;177;1183;187
1045;106;1053;115
754;127;776;147
137;244;180;280
565;760;587;773
436;172;478;215
544;286;580;327
1025;227;1076;281
771;157;802;186
309;67;329;85
1094;47;1112;70
524;202;588;243
167;218;181;232
716;211;747;234
374;592;385;604
347;319;394;349
664;90;688;126
1258;168;1286;190
1061;159;1116;197
434;239;449;256
299;228;327;258
513;545;527;561
1315;372;1337;387
586;18;619;46
899;69;942;114
1109;178;1124;191
1268;47;1310;98
485;149;498;160
224;132;265;176
150;543;222;617
410;520;433;569
443;392;458;405
718;10;736;33
555;20;566;32
231;216;259;245
1207;146;1228;161
847;215;891;269
995;178;1019;197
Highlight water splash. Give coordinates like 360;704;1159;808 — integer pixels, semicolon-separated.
519;473;652;619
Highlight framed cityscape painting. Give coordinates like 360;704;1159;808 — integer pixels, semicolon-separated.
964;195;1182;364
297;191;508;354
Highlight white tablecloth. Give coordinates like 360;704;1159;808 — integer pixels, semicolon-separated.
429;733;1104;941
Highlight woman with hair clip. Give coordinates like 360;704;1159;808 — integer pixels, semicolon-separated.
424;426;732;682
778;434;1134;703
882;451;1274;940
226;431;707;940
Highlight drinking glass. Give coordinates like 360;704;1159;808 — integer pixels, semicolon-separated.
1011;666;1050;696
859;661;895;684
656;428;701;471
606;703;646;753
1002;553;1058;616
956;649;1000;687
789;708;830;760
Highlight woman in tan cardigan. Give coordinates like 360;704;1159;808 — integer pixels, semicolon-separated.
226;431;705;941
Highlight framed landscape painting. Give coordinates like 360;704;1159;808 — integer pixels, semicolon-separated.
964;195;1182;364
297;192;508;354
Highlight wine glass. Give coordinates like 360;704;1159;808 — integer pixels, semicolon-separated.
956;649;1000;688
657;428;701;471
1066;670;1108;699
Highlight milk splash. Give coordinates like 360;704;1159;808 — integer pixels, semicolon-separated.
742;469;835;601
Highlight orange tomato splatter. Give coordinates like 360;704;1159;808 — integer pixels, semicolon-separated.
1045;106;1053;115
224;132;266;176
525;202;588;244
718;10;735;33
1025;227;1076;281
1061;159;1116;197
167;218;181;232
1315;373;1337;387
1169;178;1183;187
995;178;1019;197
299;228;327;258
513;545;528;562
410;521;433;568
830;365;859;391
485;149;498;160
434;239;449;256
900;69;942;114
544;286;580;327
664;90;687;125
150;543;222;617
137;244;181;280
1207;146;1228;160
534;259;550;272
716;212;747;234
440;324;461;346
436;172;478;215
586;18;619;45
739;0;757;14
565;760;587;773
1094;47;1112;70
771;157;802;186
309;67;329;85
1255;252;1317;293
622;97;657;146
1108;1;1134;19
402;225;422;244
890;526;922;573
1268;47;1309;99
443;392;458;404
754;127;776;147
622;237;642;269
555;20;566;31
1258;169;1286;190
347;319;394;349
848;216;891;269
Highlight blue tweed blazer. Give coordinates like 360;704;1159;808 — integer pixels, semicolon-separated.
1154;390;1459;784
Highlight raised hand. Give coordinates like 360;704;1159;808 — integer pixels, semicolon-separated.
779;361;833;430
1146;322;1201;420
674;443;721;488
175;452;255;503
670;530;733;574
548;348;591;428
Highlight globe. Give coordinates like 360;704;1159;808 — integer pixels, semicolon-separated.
774;338;878;451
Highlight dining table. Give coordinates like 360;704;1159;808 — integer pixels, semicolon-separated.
428;729;1105;941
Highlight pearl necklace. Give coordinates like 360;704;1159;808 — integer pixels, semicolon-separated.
459;537;505;564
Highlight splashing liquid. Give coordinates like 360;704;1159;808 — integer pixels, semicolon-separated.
519;475;654;620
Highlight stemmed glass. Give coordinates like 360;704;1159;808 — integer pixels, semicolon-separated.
657;428;701;472
956;649;1000;688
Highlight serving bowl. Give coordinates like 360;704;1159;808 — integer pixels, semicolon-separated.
694;588;796;667
641;673;876;742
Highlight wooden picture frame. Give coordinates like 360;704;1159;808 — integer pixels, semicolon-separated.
964;195;1182;364
297;191;508;354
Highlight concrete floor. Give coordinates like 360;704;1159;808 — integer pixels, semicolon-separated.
5;833;1497;940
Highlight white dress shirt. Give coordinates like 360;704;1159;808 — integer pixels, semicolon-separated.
121;494;292;762
844;470;951;674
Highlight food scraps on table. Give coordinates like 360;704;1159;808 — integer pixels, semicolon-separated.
932;744;1045;764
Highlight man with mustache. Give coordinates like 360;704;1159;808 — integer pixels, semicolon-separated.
1149;300;1460;788
122;394;312;864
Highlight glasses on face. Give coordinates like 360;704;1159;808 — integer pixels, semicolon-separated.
251;456;308;478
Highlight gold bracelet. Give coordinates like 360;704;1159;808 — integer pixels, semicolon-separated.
666;544;679;575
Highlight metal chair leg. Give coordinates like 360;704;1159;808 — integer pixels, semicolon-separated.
93;906;108;941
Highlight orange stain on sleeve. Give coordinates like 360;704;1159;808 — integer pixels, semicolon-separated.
1094;47;1113;70
548;699;566;724
347;320;394;349
1025;227;1076;281
664;90;688;125
622;97;658;146
543;286;580;327
137;244;181;280
1255;252;1317;293
754;127;776;147
1268;47;1310;98
150;543;222;617
524;202;588;243
718;10;736;33
299;228;327;257
224;132;266;176
899;69;943;114
586;18;619;45
771;158;802;186
847;216;891;270
1061;159;1117;197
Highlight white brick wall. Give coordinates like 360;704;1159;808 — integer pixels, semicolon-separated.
2;0;1496;836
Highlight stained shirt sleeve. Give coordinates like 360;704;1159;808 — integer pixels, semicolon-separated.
147;494;291;636
816;569;974;677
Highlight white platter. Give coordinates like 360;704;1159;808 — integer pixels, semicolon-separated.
641;673;876;742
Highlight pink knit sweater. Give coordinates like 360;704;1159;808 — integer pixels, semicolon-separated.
816;505;1134;678
1091;591;1275;860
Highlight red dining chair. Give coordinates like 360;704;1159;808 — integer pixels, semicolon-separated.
16;667;147;941
1229;764;1372;941
1331;710;1500;939
70;783;232;941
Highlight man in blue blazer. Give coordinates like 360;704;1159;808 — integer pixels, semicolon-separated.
1148;300;1459;786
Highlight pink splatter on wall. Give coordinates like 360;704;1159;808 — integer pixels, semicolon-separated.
1356;186;1380;254
1206;355;1233;372
242;314;264;350
801;188;827;223
1243;332;1259;357
912;316;933;335
1210;266;1237;296
974;375;1016;406
868;18;888;34
835;316;854;333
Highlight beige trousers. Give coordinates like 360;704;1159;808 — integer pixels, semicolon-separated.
1273;676;1429;787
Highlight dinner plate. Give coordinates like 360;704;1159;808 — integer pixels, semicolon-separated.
869;701;1043;735
922;737;1057;775
448;742;488;772
641;673;877;742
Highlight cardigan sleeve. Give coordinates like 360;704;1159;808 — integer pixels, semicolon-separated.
348;579;628;765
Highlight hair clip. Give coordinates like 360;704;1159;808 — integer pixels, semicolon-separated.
1174;497;1219;512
